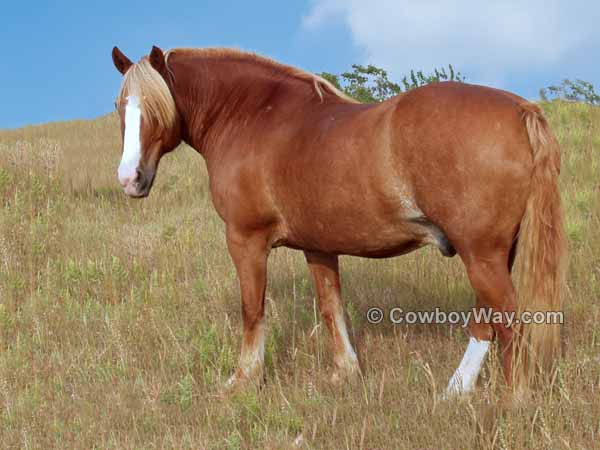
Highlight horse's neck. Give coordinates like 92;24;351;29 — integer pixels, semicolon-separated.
171;57;312;157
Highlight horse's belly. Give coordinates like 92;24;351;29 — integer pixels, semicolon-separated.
273;201;457;258
279;216;431;257
342;239;427;258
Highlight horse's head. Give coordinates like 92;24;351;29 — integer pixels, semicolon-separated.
111;46;181;198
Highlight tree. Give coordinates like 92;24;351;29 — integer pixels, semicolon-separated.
320;64;465;103
539;79;600;105
401;65;465;91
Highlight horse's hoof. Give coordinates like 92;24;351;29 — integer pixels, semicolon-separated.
330;363;361;385
441;389;470;401
221;368;263;394
442;380;476;400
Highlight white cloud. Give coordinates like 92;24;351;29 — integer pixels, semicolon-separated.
303;0;599;87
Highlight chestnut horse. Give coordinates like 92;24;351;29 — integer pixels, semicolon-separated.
111;46;566;394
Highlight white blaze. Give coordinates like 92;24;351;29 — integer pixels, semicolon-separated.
446;337;490;395
118;95;142;184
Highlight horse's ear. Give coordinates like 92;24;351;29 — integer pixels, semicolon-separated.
149;45;167;77
112;46;133;75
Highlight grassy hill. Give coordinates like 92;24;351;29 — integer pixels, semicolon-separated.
0;103;599;449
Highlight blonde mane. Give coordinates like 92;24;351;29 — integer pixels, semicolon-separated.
164;47;359;104
118;58;177;129
117;48;358;129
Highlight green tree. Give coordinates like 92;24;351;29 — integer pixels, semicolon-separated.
320;64;465;103
539;79;600;105
401;65;465;91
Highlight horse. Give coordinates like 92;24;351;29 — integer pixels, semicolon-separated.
111;45;566;395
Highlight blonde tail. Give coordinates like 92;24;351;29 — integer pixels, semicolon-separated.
513;102;567;386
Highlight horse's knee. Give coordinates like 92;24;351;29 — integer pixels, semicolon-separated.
318;298;338;320
242;301;264;327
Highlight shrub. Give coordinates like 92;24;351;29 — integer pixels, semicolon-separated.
540;79;600;105
320;64;465;102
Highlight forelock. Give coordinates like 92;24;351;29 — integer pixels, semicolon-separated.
118;58;177;129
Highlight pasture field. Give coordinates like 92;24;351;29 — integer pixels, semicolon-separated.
0;102;599;449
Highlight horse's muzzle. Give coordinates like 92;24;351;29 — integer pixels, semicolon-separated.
122;167;155;198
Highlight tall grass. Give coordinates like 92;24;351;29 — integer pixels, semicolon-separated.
0;102;599;449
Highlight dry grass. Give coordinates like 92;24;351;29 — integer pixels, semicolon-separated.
0;102;599;449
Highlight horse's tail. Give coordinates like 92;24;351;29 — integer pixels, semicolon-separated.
512;102;567;386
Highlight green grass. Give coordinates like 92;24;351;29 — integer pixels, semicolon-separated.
0;101;599;449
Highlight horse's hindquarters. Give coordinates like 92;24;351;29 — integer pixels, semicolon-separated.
391;83;534;255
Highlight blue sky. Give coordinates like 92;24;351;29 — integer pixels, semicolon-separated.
2;0;598;129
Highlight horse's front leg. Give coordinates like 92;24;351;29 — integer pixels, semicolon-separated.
304;251;361;383
224;228;269;389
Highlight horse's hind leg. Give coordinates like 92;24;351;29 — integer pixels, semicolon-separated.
304;251;361;382
224;228;269;389
446;249;516;395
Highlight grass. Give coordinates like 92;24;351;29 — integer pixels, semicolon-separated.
0;101;599;449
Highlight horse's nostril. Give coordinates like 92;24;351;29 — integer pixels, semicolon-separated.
135;168;145;186
119;176;131;187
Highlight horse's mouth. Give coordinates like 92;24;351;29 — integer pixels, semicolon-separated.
124;185;150;198
123;168;155;198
